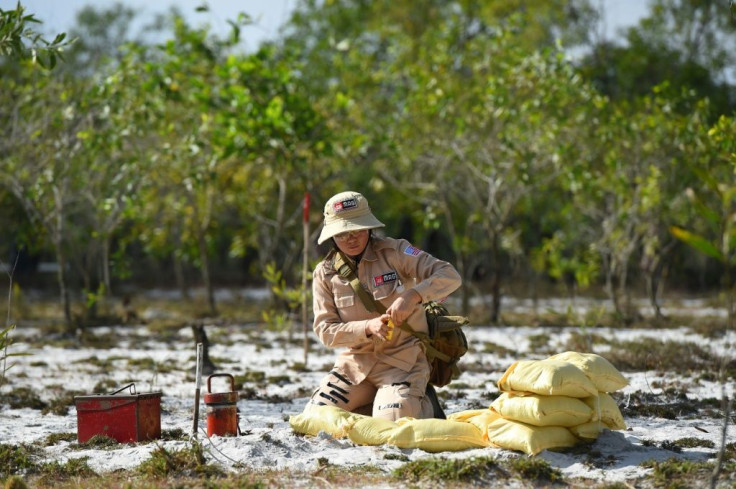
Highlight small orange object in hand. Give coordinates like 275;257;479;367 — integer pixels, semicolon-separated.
386;319;395;340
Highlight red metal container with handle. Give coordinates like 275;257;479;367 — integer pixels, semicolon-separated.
74;383;162;443
204;373;240;437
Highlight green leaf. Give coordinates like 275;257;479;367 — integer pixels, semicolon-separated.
670;226;723;261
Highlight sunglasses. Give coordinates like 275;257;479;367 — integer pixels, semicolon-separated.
334;230;367;242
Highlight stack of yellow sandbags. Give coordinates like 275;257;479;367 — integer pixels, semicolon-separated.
483;351;628;454
289;351;627;456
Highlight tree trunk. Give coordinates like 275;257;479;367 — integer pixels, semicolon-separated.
102;237;111;298
604;254;623;320
55;243;73;333
196;226;216;316
459;256;470;318
173;252;190;300
489;232;502;324
191;323;216;375
52;188;73;333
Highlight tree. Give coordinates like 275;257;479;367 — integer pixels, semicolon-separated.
0;67;90;330
0;2;72;68
58;2;138;76
670;113;735;489
277;0;604;320
579;0;736;117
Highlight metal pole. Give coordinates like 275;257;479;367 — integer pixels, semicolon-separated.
192;342;203;437
302;192;310;365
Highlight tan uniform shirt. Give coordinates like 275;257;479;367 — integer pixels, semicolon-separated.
312;236;462;385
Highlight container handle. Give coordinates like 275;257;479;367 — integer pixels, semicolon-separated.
207;373;235;393
109;383;136;395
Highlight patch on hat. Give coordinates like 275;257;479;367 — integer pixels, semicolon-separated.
373;271;397;287
333;198;358;212
404;245;422;256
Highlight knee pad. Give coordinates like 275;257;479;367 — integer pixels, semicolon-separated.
310;370;374;412
373;382;423;420
310;370;352;407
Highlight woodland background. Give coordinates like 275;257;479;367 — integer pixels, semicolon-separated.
1;0;735;332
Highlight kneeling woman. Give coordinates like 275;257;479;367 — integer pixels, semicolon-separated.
309;191;462;421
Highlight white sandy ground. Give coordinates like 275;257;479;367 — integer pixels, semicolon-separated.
1;294;734;487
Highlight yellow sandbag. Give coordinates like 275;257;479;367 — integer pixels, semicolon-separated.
569;421;604;440
387;418;488;453
347;416;398;445
583;393;627;430
548;351;628;393
447;409;493;424
485;417;578;456
497;359;598;398
491;392;594;427
289;404;363;438
451;409;503;442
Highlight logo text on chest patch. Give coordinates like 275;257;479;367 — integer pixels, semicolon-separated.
373;271;398;287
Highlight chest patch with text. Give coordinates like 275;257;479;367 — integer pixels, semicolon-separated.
373;271;398;287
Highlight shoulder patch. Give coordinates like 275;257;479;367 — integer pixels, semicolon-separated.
404;245;422;256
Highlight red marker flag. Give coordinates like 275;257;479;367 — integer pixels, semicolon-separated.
303;192;310;223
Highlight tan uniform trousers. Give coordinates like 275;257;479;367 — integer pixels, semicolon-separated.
310;356;434;421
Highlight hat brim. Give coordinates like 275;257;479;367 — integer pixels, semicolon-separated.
317;214;385;245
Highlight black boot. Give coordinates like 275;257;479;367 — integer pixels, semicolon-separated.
425;384;446;419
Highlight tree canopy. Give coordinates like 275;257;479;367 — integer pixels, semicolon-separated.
1;0;735;328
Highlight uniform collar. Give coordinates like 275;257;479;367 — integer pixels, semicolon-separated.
361;236;392;263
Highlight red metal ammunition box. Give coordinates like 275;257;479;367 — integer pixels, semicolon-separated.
74;390;162;443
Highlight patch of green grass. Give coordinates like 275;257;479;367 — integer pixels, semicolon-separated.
126;357;177;374
383;453;409;462
563;330;612;352
290;362;310;372
673;437;715;449
310;458;384;485
605;338;715;373
5;387;47;410
0;444;40;478
91;379;119;393
42;390;84;416
137;441;222;478
74;355;127;374
38;457;97;483
126;357;157;370
394;456;502;484
508;456;564;483
234;370;266;386
619;391;723;420
682;315;730;338
267;375;292;385
3;475;30;489
640;457;712;488
527;333;552;354
78;331;119;349
481;341;514;356
79;435;119;449
43;433;77;446
160;428;187;441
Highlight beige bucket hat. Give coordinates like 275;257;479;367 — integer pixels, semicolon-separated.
317;191;385;245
